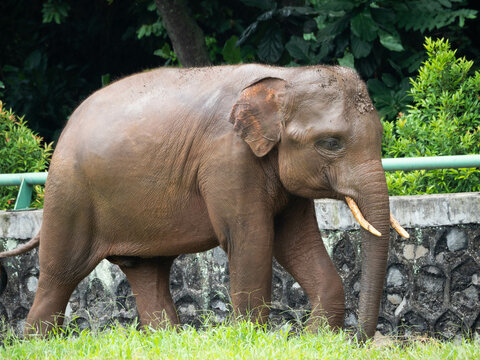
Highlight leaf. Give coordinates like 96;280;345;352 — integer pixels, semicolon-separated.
237;21;259;46
334;33;349;57
285;36;310;62
258;27;284;63
378;30;404;52
350;35;372;59
2;65;18;72
240;0;275;10
382;73;397;88
257;9;275;22
101;74;110;87
222;36;242;64
41;0;71;24
388;59;403;75
314;41;333;63
137;25;146;39
153;43;172;59
338;51;354;69
147;2;157;11
356;56;378;77
371;7;396;26
277;6;317;18
400;52;427;73
314;0;354;12
350;10;378;42
318;17;349;41
25;51;42;70
438;0;452;8
367;79;389;96
303;32;317;42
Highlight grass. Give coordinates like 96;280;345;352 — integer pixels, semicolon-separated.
1;321;479;360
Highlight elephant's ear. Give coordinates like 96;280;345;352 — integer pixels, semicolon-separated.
230;77;287;157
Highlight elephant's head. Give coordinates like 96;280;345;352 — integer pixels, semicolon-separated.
230;66;408;338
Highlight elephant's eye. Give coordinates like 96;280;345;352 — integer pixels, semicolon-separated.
315;137;343;152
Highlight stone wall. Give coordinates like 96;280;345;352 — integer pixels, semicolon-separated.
0;193;479;339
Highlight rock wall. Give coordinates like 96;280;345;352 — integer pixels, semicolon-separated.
1;193;479;339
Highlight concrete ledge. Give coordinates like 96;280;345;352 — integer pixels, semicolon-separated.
388;192;480;228
1;194;478;241
315;193;480;230
0;210;42;240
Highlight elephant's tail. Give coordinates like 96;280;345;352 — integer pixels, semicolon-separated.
0;233;40;259
0;233;39;295
0;263;7;296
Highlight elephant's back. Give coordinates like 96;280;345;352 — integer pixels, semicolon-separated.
55;65;281;156
50;63;301;187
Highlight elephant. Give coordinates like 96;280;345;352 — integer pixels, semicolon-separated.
0;64;408;339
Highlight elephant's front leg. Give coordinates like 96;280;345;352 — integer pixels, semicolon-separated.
227;213;274;324
274;197;345;331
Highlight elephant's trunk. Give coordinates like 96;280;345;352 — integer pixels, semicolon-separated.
351;167;391;340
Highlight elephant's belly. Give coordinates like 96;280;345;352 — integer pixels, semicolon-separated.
96;196;219;257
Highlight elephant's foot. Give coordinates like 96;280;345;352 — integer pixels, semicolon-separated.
231;299;272;325
23;316;64;337
138;309;179;330
305;303;345;334
23;276;76;337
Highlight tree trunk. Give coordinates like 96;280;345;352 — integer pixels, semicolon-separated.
155;0;211;67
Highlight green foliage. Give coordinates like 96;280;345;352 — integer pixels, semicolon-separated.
42;0;71;24
153;43;179;66
135;1;180;65
136;20;164;39
383;38;480;195
0;101;52;209
0;0;165;142
1;0;479;146
222;36;243;64
237;0;477;121
101;73;111;87
368;76;411;122
1;49;86;142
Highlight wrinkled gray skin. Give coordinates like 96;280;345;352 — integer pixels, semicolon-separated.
15;65;389;339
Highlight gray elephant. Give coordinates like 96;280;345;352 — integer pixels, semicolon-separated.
0;64;407;339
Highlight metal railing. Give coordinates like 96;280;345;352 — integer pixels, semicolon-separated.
381;155;480;171
0;172;48;210
1;155;480;210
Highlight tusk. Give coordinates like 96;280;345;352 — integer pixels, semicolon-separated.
390;213;410;239
345;196;382;237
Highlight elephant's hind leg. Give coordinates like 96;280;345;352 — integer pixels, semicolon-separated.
25;254;101;336
25;200;104;336
118;256;179;328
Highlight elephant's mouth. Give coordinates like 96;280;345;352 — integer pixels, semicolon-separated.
345;196;409;239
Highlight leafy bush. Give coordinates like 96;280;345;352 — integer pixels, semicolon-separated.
383;38;480;195
237;0;477;121
0;101;52;209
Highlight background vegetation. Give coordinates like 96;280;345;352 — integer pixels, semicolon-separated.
0;101;52;209
1;0;478;142
384;37;480;195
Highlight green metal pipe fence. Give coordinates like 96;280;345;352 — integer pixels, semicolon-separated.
381;155;480;171
0;172;48;210
1;155;480;210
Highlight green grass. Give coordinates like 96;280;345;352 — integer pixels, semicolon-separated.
1;321;479;360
